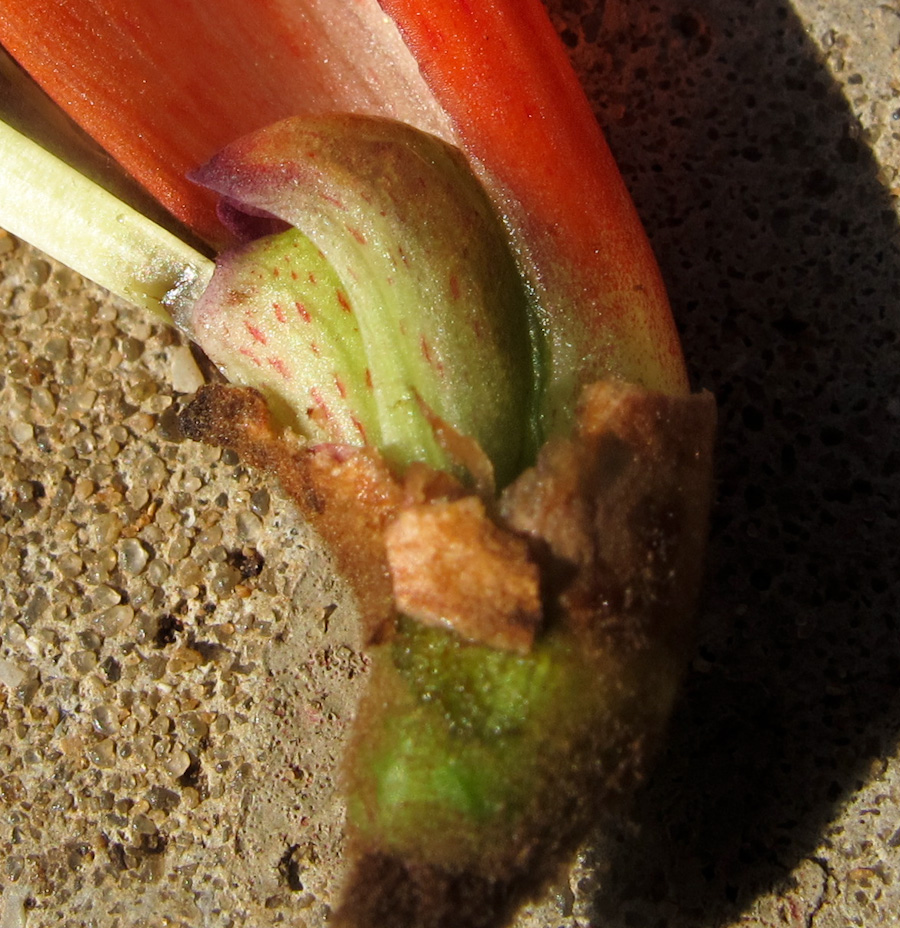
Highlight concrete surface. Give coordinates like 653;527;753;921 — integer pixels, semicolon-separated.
0;0;898;926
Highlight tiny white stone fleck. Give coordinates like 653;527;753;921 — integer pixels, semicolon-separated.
0;657;26;690
170;344;206;394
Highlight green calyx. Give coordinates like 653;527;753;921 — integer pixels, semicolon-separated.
190;115;542;486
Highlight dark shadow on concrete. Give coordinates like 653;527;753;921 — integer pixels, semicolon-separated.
550;0;900;923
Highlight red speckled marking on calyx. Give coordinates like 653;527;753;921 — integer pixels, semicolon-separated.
246;322;267;344
268;357;291;379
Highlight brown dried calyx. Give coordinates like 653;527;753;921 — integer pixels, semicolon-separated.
179;378;715;655
503;379;716;659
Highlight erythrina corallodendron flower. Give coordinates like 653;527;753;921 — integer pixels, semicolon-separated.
0;3;716;926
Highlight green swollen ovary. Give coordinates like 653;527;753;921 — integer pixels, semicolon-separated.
190;115;542;486
347;623;605;868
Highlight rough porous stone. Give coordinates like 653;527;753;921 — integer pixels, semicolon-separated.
1;1;898;926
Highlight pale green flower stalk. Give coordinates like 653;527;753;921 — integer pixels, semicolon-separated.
0;117;212;322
